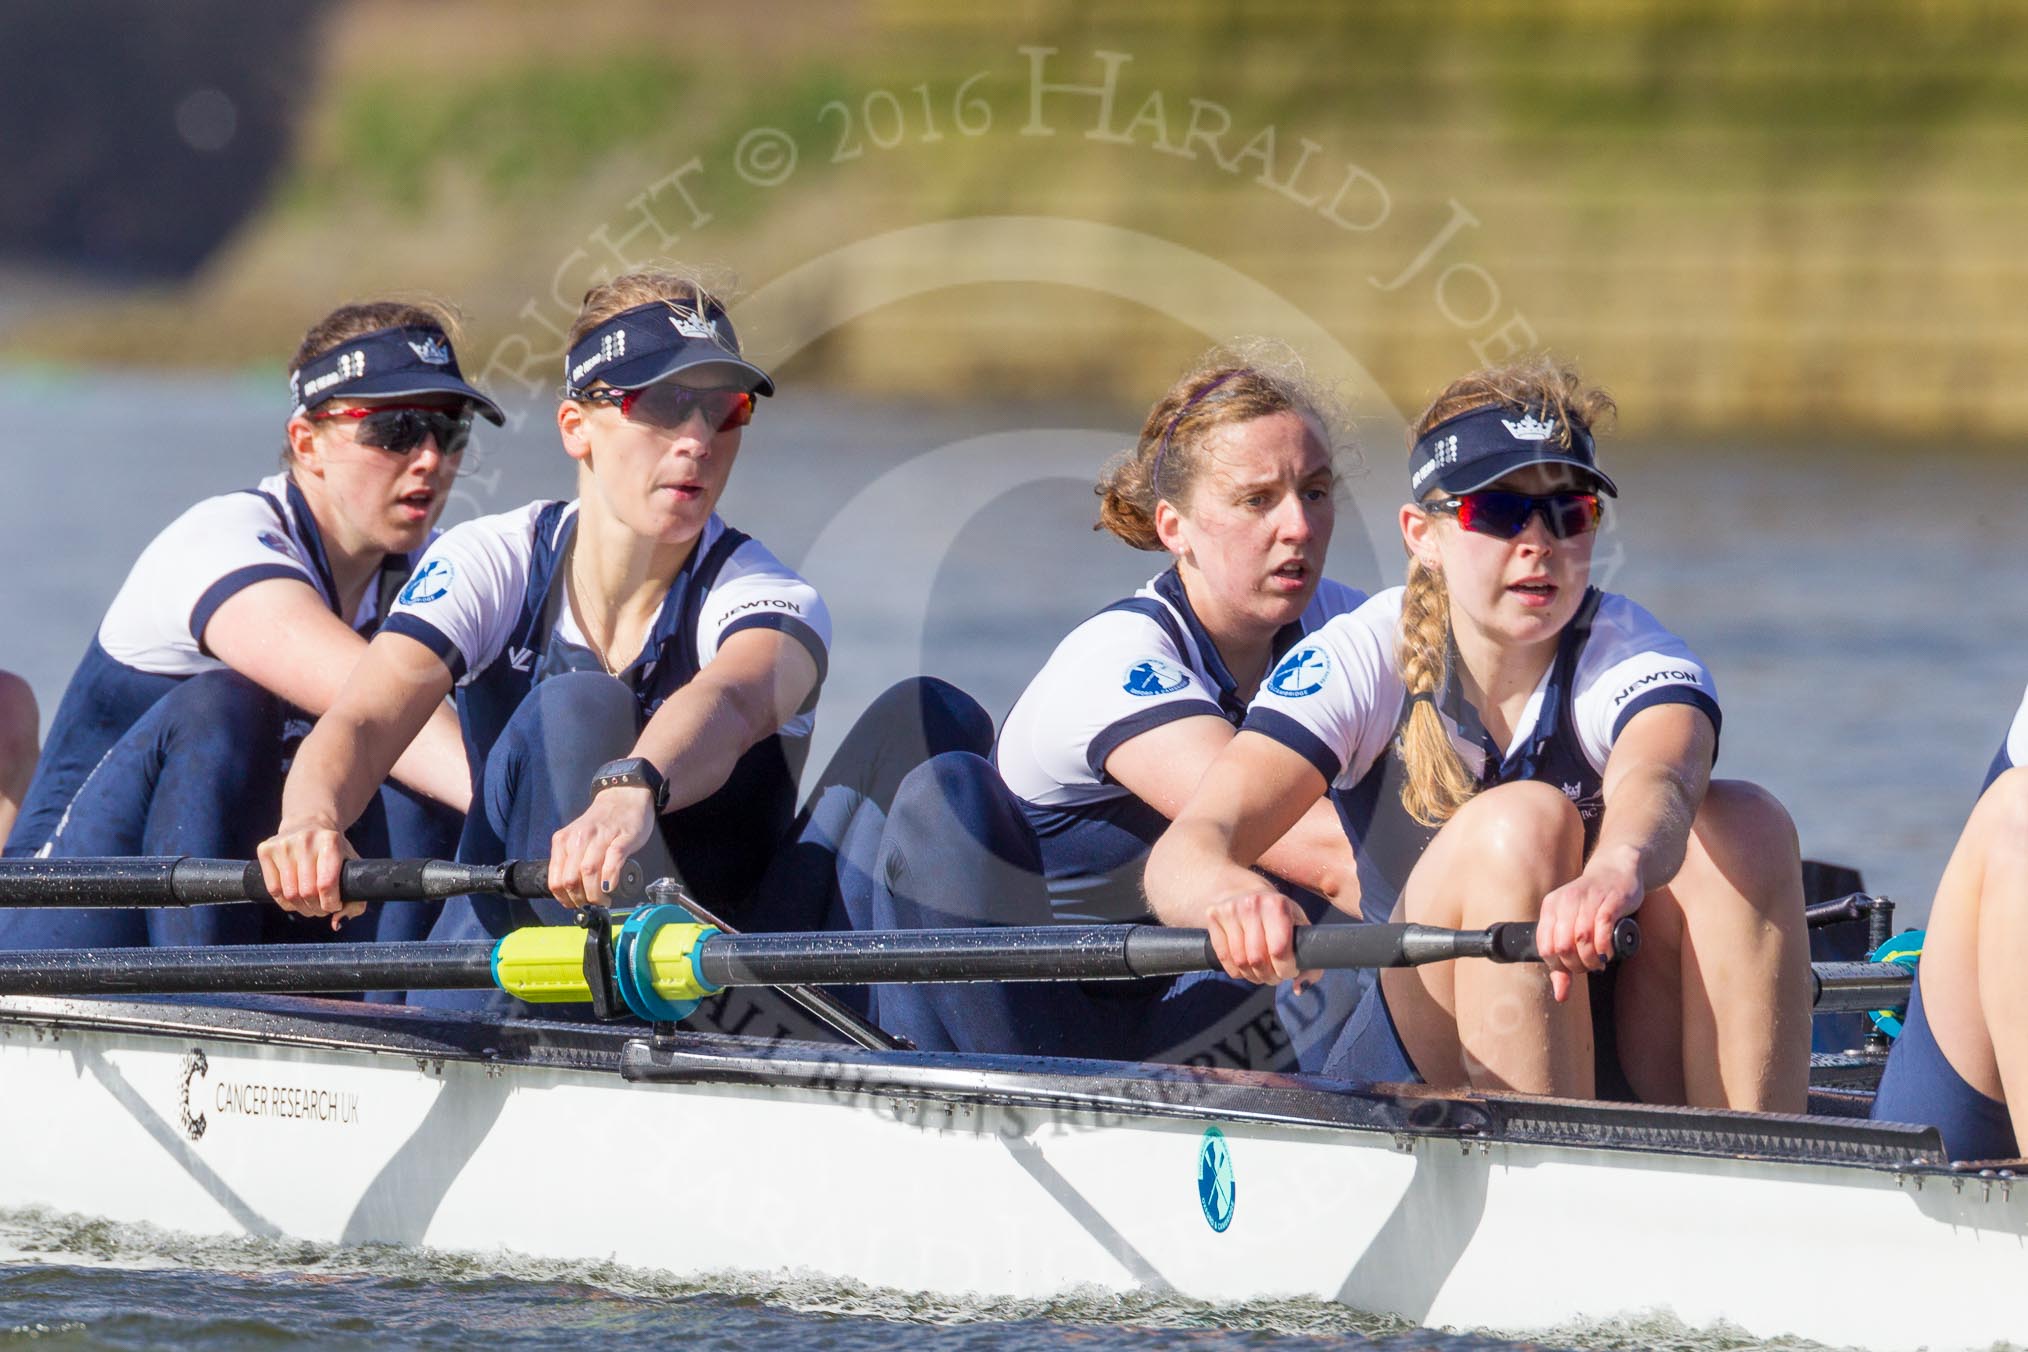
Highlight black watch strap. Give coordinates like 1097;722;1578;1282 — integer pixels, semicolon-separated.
591;757;668;812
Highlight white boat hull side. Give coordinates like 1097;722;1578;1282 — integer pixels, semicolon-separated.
1;1007;2024;1350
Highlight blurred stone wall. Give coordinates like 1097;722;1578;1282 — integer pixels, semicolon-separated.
7;0;2027;439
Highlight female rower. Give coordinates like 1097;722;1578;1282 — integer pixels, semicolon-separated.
868;346;1369;1064
259;269;986;1013
1;301;489;949
1869;696;2028;1160
1144;358;1812;1109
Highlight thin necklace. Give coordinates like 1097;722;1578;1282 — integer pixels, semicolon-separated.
566;558;619;675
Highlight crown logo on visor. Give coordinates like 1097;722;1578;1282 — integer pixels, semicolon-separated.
669;311;721;344
1500;413;1558;442
408;336;452;366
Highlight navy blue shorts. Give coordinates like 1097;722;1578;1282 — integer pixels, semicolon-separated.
1871;974;2017;1162
1322;966;1635;1100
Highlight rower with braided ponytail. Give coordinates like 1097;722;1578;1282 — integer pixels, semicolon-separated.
1394;556;1476;826
1148;355;1812;1111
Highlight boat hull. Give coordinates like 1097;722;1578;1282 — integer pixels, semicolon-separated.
1;995;2021;1350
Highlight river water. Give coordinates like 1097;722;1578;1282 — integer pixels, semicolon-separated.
3;372;2024;1348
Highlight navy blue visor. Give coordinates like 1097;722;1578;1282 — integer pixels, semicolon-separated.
563;297;774;398
289;325;504;425
1408;404;1616;499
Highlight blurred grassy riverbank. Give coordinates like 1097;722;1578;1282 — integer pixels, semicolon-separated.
11;0;2028;441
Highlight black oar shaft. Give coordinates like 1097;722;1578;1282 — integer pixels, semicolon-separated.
692;918;1642;987
697;926;1136;987
0;857;568;907
0;942;496;996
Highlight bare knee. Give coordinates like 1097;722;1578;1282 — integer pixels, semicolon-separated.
1447;781;1584;886
1693;780;1798;863
1680;779;1804;923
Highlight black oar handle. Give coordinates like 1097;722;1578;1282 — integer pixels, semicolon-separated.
0;857;638;907
1473;917;1642;966
1116;917;1640;977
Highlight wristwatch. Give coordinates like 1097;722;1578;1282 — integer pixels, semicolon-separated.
590;757;668;812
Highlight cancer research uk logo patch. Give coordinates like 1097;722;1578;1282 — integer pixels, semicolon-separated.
256;530;292;556
398;558;454;605
1123;658;1191;697
1198;1126;1236;1232
1266;645;1331;698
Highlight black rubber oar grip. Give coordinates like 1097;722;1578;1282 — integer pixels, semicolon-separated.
1125;923;1491;976
504;860;553;898
1482;917;1641;964
175;858;461;904
1120;918;1643;978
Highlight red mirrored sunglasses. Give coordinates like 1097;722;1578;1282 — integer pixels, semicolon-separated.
577;384;755;433
1426;490;1603;540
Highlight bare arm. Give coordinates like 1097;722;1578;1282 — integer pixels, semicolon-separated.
205;578;470;810
635;630;821;814
1593;703;1714;893
1141;731;1332;984
258;631;457;921
548;629;821;905
1104;715;1361;918
1534;704;1716;994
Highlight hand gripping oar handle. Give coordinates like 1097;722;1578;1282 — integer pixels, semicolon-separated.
0;857;639;907
1110;916;1642;978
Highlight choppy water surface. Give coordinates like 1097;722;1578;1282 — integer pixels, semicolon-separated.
0;1208;1852;1352
4;374;2026;1347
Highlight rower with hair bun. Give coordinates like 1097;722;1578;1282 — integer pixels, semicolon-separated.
866;343;1368;1063
260;268;988;1015
0;300;490;951
1146;357;1813;1110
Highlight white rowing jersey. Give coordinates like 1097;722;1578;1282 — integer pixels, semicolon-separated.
995;567;1366;923
1242;585;1720;916
100;472;409;675
9;473;421;855
380;500;831;768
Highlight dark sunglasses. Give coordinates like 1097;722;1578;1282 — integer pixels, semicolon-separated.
577;384;755;433
1426;490;1603;540
309;404;473;456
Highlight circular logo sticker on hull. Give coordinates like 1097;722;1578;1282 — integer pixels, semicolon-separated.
1197;1125;1236;1232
